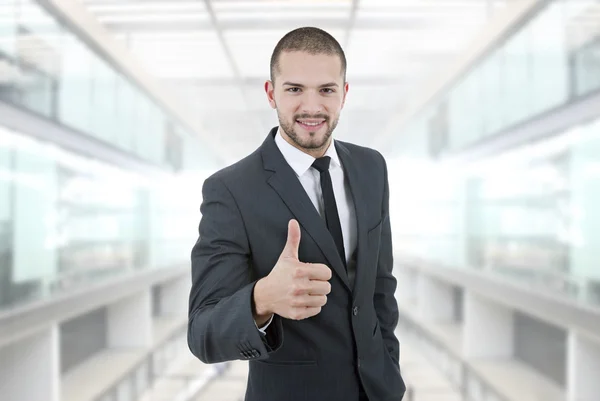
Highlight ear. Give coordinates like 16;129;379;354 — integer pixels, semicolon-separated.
265;80;277;109
341;82;349;109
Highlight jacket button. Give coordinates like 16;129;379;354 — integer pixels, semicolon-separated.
353;306;359;316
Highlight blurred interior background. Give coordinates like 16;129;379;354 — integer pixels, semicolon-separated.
1;0;600;400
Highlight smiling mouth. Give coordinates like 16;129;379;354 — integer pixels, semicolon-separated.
296;119;326;130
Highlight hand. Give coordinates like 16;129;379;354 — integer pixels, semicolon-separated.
253;219;332;323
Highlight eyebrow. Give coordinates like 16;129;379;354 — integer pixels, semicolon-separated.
282;82;339;88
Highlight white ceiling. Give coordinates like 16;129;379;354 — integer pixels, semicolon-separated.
80;0;508;164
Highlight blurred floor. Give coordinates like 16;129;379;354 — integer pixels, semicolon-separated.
137;351;221;401
396;327;463;401
192;360;248;401
399;345;463;400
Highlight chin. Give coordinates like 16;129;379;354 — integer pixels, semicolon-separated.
297;131;329;149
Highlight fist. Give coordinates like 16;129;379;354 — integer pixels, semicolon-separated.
253;219;332;322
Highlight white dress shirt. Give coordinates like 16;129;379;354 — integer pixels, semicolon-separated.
257;129;358;334
274;129;358;263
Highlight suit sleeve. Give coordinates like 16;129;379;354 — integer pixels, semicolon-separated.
374;155;400;367
187;175;283;364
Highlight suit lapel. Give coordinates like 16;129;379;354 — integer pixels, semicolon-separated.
335;141;369;300
261;129;351;292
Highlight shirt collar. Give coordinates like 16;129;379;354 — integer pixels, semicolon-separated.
274;127;341;177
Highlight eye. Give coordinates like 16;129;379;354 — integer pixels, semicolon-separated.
321;88;335;94
286;87;301;93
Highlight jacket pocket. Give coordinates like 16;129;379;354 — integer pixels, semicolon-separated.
372;318;380;337
367;219;383;269
367;219;383;239
256;359;317;366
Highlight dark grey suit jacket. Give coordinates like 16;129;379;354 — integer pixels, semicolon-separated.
188;127;406;401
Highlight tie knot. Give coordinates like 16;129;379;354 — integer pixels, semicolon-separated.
312;156;331;173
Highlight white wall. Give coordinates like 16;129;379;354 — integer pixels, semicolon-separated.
0;326;59;401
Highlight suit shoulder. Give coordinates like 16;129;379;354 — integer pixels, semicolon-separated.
204;148;261;186
337;140;386;167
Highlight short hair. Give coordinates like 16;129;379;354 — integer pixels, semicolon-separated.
270;27;347;83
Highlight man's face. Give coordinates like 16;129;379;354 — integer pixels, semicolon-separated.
265;51;348;153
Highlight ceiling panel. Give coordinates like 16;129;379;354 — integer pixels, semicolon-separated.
86;1;207;13
358;0;505;11
225;28;346;78
223;29;288;78
128;31;234;78
78;0;509;153
211;0;352;10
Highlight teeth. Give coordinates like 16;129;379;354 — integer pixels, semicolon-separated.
298;121;323;126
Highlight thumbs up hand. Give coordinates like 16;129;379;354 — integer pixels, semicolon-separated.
253;219;332;324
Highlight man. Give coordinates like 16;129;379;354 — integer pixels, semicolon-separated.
188;27;405;401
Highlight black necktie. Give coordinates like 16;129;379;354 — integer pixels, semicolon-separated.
312;156;346;269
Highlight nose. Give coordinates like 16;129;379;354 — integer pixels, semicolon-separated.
300;91;323;115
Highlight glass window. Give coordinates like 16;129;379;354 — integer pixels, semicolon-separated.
389;159;466;267
0;132;13;308
390;0;600;310
90;55;118;143
0;124;197;312
467;66;484;143
529;1;569;114
447;79;464;150
0;0;17;57
572;37;600;97
0;0;201;168
411;0;600;155
467;153;570;289
0;52;20;105
448;68;482;149
480;49;503;136
566;0;600;97
146;103;166;164
14;0;60;118
502;23;532;127
133;96;151;157
115;79;137;152
58;34;92;133
568;117;600;304
17;63;53;117
12;132;57;300
393;115;600;308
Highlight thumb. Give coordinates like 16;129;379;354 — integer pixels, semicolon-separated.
281;219;301;260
